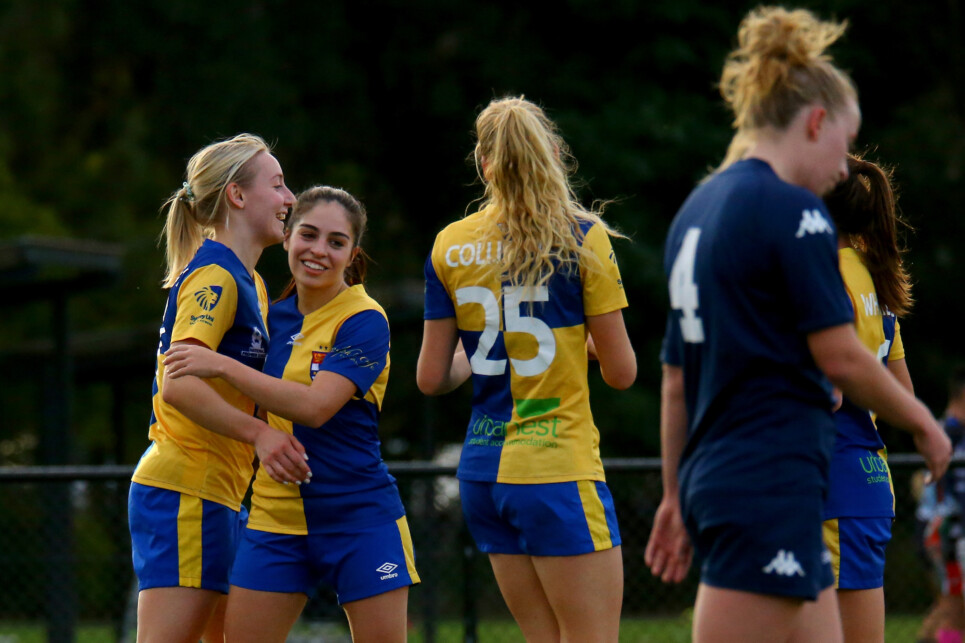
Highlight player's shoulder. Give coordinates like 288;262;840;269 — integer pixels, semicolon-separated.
433;210;495;253
180;241;244;287
343;285;388;320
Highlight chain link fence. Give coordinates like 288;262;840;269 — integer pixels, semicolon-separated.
0;457;946;642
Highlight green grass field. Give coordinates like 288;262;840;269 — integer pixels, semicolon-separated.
0;613;928;642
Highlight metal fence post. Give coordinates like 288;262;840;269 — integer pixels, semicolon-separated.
461;519;478;643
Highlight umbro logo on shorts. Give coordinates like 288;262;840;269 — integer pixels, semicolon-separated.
377;562;400;580
762;549;805;577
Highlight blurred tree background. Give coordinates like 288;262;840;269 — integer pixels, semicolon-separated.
0;0;962;466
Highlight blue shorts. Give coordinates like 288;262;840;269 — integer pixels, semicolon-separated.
683;490;833;600
823;517;892;590
128;482;247;593
230;517;420;604
460;480;621;556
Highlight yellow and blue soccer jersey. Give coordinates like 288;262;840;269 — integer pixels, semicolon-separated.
823;248;900;519
423;209;628;484
132;239;270;511
246;285;404;535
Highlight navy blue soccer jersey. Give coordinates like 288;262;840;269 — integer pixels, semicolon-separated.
661;159;854;497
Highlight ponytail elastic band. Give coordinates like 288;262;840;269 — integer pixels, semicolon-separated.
180;181;196;203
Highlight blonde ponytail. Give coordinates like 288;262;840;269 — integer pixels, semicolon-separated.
473;97;623;291
160;133;271;288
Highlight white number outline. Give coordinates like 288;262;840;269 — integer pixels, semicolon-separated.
455;285;557;377
669;227;705;343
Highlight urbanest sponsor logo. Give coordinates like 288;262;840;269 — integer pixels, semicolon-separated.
466;398;562;449
859;454;890;485
377;562;399;580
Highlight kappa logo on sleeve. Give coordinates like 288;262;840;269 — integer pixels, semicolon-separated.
794;209;833;238
193;285;224;311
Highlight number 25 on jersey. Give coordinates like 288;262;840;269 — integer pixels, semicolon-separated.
669;227;705;343
455;286;557;377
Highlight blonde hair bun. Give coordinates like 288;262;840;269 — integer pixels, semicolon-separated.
720;6;853;132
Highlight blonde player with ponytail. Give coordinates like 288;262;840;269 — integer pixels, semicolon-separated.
646;7;949;642
418;96;636;642
129;134;310;642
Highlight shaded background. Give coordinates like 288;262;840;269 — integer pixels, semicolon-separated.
3;0;963;465
1;0;964;640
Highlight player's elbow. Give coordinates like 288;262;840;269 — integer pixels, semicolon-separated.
160;378;183;408
602;354;637;390
417;371;446;396
416;356;447;396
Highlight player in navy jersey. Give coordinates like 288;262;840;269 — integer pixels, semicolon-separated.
644;8;950;643
165;186;417;643
418;96;636;642
129;134;310;643
821;155;948;642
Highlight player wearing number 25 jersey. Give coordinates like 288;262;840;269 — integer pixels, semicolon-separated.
662;157;854;599
425;209;627;485
419;97;635;641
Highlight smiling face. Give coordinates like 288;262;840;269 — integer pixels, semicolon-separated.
284;200;358;297
236;152;295;246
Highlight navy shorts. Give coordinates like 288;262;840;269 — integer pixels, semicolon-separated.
683;489;833;600
230;516;420;604
129;482;247;593
460;479;621;556
823;517;892;589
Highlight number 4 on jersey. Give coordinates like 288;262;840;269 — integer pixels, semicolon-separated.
669;227;705;343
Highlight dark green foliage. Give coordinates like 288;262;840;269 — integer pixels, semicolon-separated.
0;0;963;462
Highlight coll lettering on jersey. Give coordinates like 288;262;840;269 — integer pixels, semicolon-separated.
445;241;503;267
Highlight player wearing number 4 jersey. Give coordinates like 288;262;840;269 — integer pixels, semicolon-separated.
645;7;949;643
418;96;636;643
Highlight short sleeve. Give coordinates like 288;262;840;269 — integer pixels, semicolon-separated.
768;201;853;333
660;312;683;366
254;271;271;329
171;264;238;349
321;310;390;396
424;252;456;320
890;320;906;361
581;223;628;317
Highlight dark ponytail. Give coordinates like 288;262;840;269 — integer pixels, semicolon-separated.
824;155;913;317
